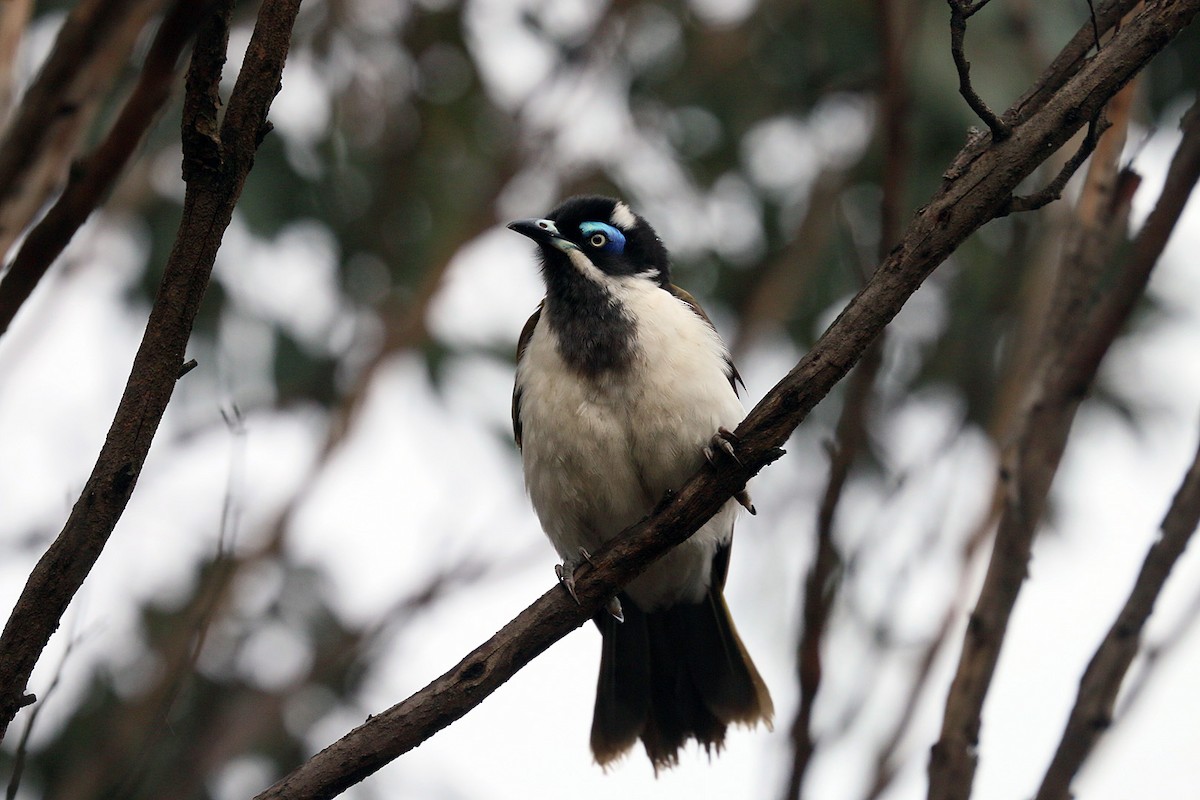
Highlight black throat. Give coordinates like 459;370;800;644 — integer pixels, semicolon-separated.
542;267;636;378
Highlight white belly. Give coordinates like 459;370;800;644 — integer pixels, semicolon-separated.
516;283;745;609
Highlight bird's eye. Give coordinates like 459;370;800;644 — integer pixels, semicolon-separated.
579;221;625;253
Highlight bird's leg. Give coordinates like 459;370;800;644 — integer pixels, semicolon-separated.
704;427;757;515
555;547;593;604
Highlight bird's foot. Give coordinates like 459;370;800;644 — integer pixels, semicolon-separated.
704;427;757;515
704;426;742;467
554;547;594;604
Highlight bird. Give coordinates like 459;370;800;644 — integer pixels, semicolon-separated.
508;195;773;770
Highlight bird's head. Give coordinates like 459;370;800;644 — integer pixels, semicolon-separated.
507;196;670;294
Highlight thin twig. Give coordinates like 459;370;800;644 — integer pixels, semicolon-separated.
1111;581;1200;719
948;0;1010;141
177;358;199;379
1087;0;1103;51
1003;113;1112;215
945;0;1143;182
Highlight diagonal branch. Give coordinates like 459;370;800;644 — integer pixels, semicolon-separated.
1004;112;1111;214
1034;419;1200;800
0;0;213;337
1060;97;1200;389
0;0;303;745
252;4;1200;798
944;0;1142;183
928;93;1200;800
0;0;163;261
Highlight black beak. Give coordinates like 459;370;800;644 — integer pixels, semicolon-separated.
507;218;577;252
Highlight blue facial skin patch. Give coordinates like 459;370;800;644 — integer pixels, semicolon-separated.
579;221;626;254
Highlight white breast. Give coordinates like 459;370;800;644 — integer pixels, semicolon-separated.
516;279;745;609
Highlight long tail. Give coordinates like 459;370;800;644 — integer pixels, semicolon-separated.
590;586;773;770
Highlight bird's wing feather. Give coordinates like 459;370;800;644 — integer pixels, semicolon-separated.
665;283;744;394
512;303;543;449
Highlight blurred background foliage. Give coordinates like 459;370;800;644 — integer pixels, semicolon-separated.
2;0;1199;798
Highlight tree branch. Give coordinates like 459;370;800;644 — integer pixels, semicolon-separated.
1009;0;1139;125
944;0;1142;182
948;0;1010;141
1003;112;1111;215
785;342;878;800
0;0;213;337
0;0;302;744
0;0;162;260
927;91;1200;800
786;1;910;793
1061;96;1200;389
1035;418;1200;800
251;4;1200;797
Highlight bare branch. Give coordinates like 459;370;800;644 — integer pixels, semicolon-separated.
1033;421;1200;799
1003;112;1111;215
0;0;213;337
785;342;879;800
0;0;32;129
948;0;1010;141
1111;582;1200;718
1012;0;1137;122
869;77;1138;800
928;90;1200;800
786;1;911;793
945;0;1143;182
1061;96;1200;388
0;0;303;744
0;0;162;260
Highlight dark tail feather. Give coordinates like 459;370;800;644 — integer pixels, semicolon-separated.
590;588;773;770
590;599;651;765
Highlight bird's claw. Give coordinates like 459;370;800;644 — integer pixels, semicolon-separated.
704;426;742;467
555;549;621;620
705;428;756;514
606;596;624;623
735;489;756;515
555;547;594;605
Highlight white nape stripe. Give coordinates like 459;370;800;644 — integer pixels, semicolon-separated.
610;201;637;230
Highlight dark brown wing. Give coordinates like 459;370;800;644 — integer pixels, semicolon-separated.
665;283;744;394
512;303;542;450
